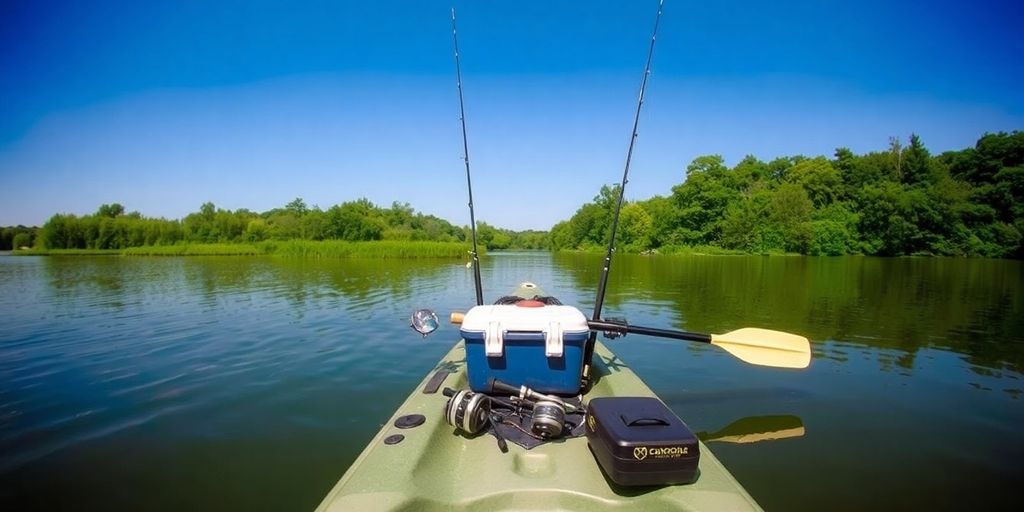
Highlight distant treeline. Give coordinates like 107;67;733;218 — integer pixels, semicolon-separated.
552;132;1024;257
24;198;545;251
9;131;1022;258
0;226;36;250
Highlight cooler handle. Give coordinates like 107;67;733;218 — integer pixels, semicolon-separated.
486;321;503;356
494;330;565;358
501;331;546;341
546;321;564;357
489;327;569;360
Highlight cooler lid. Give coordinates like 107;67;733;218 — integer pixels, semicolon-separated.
459;304;590;357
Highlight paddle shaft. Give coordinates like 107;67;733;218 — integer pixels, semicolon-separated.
587;320;712;344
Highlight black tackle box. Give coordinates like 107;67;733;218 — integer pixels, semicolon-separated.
585;397;700;486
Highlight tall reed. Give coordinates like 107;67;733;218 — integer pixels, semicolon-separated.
267;240;476;259
122;244;262;256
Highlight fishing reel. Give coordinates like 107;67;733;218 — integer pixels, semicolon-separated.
488;378;572;439
442;388;491;435
443;384;570;441
529;399;566;438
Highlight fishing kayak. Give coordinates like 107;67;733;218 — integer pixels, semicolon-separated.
314;291;763;511
314;3;812;508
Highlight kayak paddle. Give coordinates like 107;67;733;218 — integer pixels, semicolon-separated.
448;313;811;369
587;320;811;369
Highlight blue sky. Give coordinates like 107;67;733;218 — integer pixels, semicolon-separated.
1;0;1021;230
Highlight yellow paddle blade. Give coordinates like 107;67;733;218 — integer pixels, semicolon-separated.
709;328;811;369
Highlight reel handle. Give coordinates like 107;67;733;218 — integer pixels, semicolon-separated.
487;377;578;413
486;378;520;396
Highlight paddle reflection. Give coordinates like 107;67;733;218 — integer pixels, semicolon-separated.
697;415;805;445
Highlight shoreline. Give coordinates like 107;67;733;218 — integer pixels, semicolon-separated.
10;240;479;259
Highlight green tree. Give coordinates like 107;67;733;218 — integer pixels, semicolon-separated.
730;155;769;191
475;221;512;250
285;197;308;217
637;195;682;247
12;232;33;249
244;219;270;242
548;220;573;250
617;202;653;251
47;214;87;248
672;155;739;245
720;191;777;252
809;203;860;255
385;201;415;227
96;203;125;218
325;199;386;241
267;211;301;239
787;157;841;207
302;208;328;240
902;134;934;185
840;151;889;200
768;183;813;253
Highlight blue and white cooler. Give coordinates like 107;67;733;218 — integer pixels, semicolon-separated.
459;302;591;395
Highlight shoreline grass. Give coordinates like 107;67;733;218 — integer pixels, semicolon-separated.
123;244;264;256
655;245;758;256
14;248;123;256
16;240;478;259
265;239;478;259
554;245;750;256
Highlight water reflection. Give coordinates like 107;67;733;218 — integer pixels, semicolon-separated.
697;414;805;445
554;253;1024;375
2;253;1022;512
6;256;466;477
40;256;462;315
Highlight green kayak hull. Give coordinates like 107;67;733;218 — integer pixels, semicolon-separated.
315;285;762;511
315;342;762;511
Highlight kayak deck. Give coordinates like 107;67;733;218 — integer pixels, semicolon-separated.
315;340;762;511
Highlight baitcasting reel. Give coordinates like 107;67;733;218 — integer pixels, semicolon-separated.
443;388;491;435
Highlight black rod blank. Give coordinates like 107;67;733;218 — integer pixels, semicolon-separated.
451;8;485;306
592;0;664;321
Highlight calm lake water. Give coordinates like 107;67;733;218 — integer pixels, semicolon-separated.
1;252;1021;510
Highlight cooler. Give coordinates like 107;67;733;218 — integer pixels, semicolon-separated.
459;304;590;395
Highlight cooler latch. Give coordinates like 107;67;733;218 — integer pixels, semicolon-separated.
485;321;503;356
545;321;564;357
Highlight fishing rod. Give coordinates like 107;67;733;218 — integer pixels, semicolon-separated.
451;7;484;306
583;0;664;384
